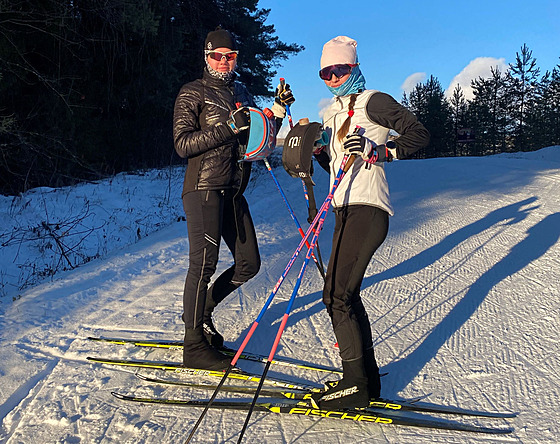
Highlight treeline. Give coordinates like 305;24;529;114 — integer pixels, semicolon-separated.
2;3;558;197
403;44;560;158
0;0;302;195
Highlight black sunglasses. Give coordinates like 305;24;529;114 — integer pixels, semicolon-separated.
319;64;356;81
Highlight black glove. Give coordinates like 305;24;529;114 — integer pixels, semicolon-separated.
275;83;295;106
342;133;374;160
376;140;397;162
271;82;295;118
226;107;250;134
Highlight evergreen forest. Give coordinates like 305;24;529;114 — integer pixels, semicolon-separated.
1;1;559;195
0;0;301;195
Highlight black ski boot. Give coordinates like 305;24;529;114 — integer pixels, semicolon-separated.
183;327;230;371
363;346;381;399
310;358;369;410
203;319;225;349
203;285;225;349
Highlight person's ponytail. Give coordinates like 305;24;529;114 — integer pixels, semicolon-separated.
336;94;358;142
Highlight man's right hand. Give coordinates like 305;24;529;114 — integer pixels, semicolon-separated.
226;107;250;134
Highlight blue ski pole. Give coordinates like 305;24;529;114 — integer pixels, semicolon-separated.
262;158;324;276
281;78;326;278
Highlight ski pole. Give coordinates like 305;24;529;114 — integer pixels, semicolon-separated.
300;178;326;279
262;158;324;278
281;78;326;278
185;154;356;444
185;168;340;442
231;157;347;365
236;153;357;443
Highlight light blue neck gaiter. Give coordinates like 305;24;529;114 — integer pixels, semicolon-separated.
326;66;366;97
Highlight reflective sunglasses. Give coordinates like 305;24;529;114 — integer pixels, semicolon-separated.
206;50;239;62
319;64;356;81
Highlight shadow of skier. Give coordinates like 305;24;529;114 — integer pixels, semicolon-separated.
364;196;539;286
384;211;560;394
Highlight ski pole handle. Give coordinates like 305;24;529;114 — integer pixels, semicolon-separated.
279;77;294;129
343;153;357;172
341;126;362;172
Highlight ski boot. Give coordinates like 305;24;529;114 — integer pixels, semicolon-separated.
202;318;225;349
310;358;369;410
183;327;230;371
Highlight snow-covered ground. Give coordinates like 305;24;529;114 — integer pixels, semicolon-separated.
1;147;559;443
0;167;186;299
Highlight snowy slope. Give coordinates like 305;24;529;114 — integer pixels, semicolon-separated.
0;147;559;443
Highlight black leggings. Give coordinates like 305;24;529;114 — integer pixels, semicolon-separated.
323;205;389;361
182;190;260;329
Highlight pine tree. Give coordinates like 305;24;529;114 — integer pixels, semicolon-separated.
549;62;560;145
407;75;453;158
449;84;468;155
533;61;560;147
0;0;302;194
506;44;541;151
467;66;509;155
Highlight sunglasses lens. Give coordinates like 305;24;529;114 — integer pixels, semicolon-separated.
319;64;352;80
208;51;238;62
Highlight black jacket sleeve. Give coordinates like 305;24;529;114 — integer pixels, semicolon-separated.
173;83;235;159
314;150;331;173
366;92;430;159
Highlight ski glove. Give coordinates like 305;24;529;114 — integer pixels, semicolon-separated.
276;82;295;106
226;107;250;135
271;82;295;118
375;140;398;162
342;133;376;162
343;135;398;163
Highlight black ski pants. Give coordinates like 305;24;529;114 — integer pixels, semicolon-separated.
323;205;389;362
182;189;260;330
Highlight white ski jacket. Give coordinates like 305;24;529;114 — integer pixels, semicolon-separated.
321;90;429;215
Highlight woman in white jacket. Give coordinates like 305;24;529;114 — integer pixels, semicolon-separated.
311;36;430;410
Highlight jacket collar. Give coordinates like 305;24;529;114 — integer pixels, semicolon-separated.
202;68;237;88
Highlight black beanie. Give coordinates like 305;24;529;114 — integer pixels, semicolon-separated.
204;28;237;51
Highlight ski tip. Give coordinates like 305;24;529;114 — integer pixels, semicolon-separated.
486;427;515;435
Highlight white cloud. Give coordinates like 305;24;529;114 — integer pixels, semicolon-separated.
401;72;427;96
318;97;334;119
445;57;509;100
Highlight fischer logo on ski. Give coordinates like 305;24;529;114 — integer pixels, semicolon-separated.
319;385;359;402
283;406;393;423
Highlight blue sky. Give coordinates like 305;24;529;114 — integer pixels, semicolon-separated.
259;0;560;130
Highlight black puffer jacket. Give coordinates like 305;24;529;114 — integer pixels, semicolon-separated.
173;69;255;197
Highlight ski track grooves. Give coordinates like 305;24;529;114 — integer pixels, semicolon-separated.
0;360;57;441
1;151;559;442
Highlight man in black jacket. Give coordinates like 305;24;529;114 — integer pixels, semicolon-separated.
173;28;293;370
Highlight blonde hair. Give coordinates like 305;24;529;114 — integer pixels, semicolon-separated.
336;94;358;142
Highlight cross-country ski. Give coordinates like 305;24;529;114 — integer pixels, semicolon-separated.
111;392;515;435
